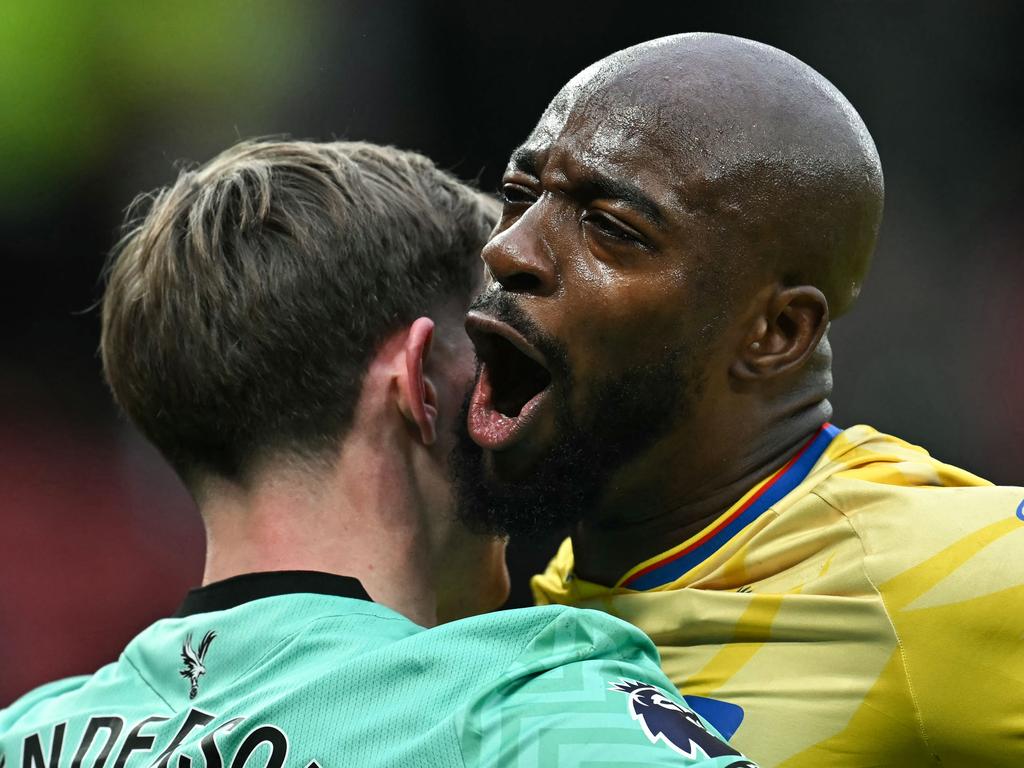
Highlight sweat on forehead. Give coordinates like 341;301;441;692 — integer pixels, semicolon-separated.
528;32;885;317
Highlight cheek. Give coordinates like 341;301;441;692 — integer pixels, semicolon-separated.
437;340;478;434
561;287;687;378
450;338;479;396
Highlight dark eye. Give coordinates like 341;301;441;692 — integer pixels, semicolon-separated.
500;183;537;207
582;211;643;244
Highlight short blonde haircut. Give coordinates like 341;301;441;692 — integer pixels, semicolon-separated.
102;139;497;486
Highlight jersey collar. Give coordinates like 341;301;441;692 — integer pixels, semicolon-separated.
174;570;372;617
617;423;842;590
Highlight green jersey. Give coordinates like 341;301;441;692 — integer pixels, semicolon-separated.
1;572;755;767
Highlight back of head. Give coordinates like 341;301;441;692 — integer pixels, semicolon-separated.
550;32;884;318
101;140;498;492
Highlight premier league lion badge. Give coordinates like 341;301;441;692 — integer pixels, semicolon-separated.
609;679;755;766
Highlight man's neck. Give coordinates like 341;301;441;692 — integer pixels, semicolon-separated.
572;403;830;587
199;443;439;626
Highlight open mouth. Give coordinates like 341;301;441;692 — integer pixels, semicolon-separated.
465;311;553;450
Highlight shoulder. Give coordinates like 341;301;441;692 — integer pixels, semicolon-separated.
450;608;754;766
803;428;1024;606
1;674;92;734
819;425;994;490
811;429;1024;604
434;604;659;672
386;604;669;696
819;480;1024;587
814;424;1022;528
817;476;1024;537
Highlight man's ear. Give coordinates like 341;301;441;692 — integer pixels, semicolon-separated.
396;317;439;446
731;286;829;381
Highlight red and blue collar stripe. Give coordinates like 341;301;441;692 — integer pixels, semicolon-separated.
619;423;842;591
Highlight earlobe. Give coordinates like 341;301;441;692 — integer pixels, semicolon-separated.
731;286;828;381
397;317;439;446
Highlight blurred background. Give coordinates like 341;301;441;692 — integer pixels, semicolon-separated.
2;0;1021;704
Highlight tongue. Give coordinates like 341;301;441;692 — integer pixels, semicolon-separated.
468;363;532;450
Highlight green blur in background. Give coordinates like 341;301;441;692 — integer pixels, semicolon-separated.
0;1;319;212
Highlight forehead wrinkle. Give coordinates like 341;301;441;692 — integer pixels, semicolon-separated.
517;32;883;319
551;84;789;230
531;143;668;228
523;117;676;226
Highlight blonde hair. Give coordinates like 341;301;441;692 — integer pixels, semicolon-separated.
102;139;497;486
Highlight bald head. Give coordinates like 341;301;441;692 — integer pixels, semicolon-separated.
537;33;883;317
464;33;878;544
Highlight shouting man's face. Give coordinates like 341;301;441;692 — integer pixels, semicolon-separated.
452;34;883;545
452;74;739;538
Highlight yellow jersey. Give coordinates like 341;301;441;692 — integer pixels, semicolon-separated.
533;424;1024;767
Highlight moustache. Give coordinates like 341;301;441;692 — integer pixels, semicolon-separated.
467;287;568;371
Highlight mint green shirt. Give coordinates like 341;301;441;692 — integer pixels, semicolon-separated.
1;572;756;767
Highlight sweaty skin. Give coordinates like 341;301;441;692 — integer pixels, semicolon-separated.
468;33;883;585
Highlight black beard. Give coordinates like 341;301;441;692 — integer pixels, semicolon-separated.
450;329;696;539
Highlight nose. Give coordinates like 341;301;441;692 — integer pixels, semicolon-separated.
480;209;557;297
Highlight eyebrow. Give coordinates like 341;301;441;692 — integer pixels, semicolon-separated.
507;146;666;228
578;173;667;228
509;146;541;177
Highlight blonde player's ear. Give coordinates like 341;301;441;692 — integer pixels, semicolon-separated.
731;286;829;381
396;317;439;446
